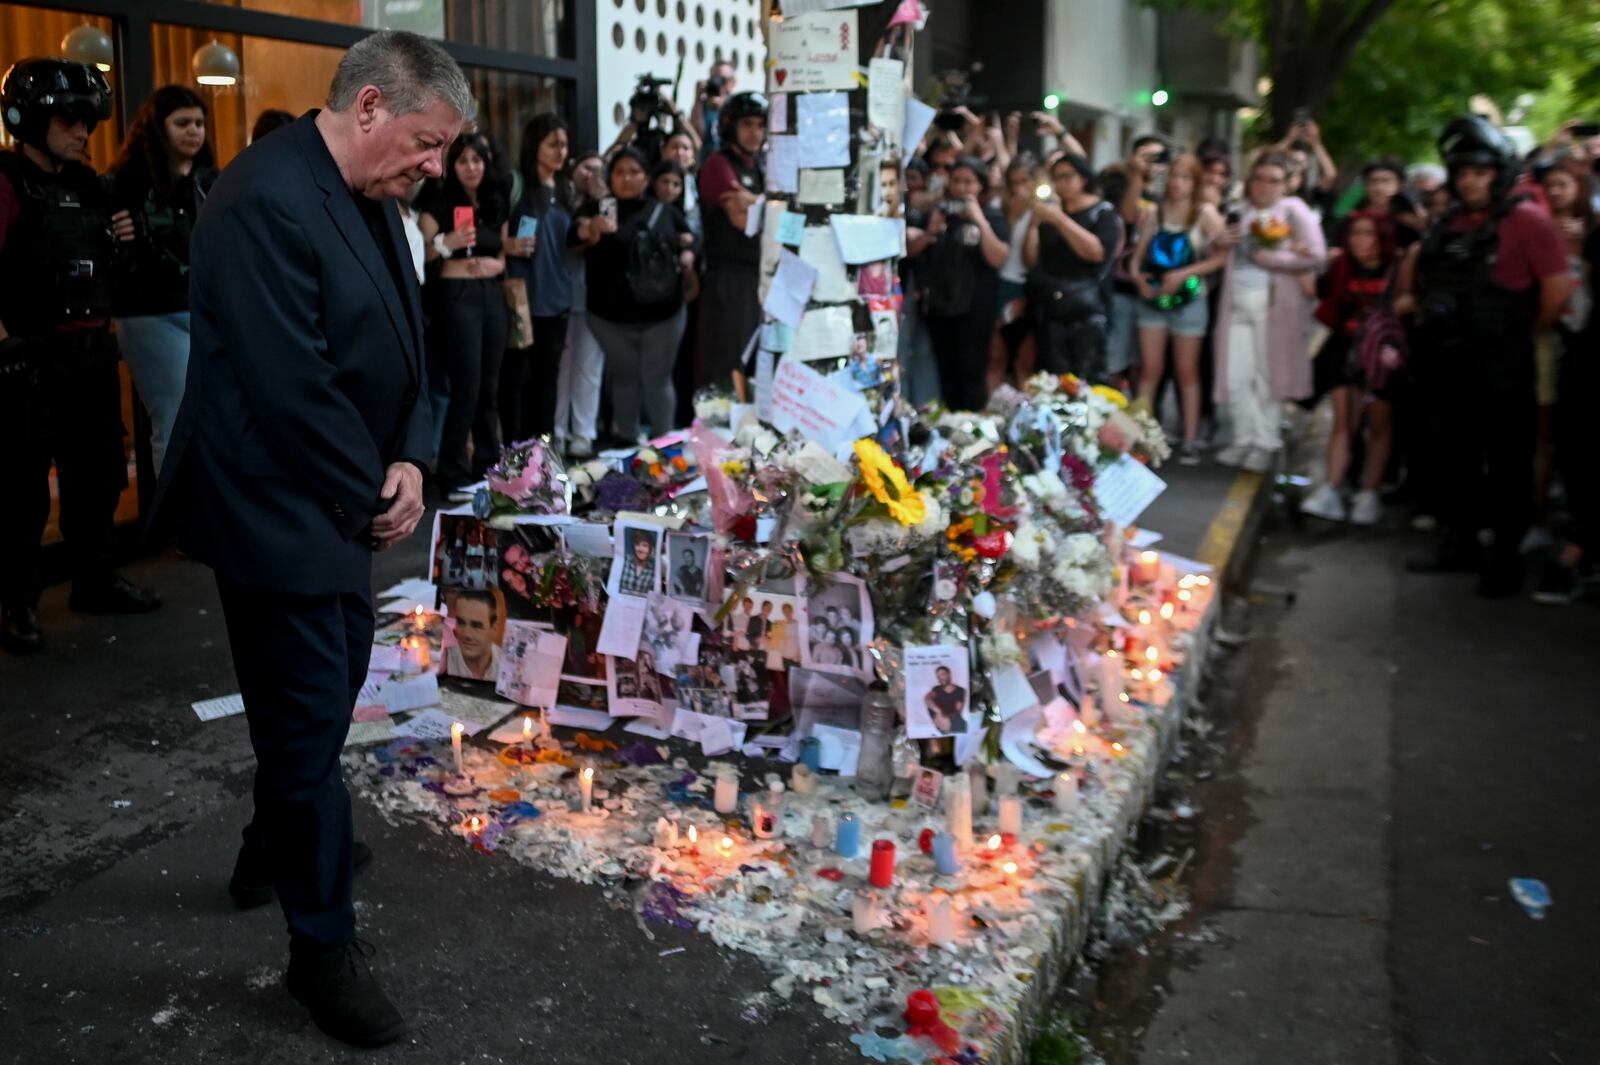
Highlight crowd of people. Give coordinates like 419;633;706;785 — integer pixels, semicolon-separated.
1;51;1597;663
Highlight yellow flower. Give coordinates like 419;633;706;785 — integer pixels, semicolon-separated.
854;438;926;526
719;459;747;478
1091;384;1129;410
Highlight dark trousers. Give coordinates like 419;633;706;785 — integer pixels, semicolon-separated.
700;266;760;386
499;312;569;444
0;339;126;608
435;277;508;488
1556;326;1599;556
217;574;374;950
924;309;993;412
1420;334;1537;562
1036;313;1108;382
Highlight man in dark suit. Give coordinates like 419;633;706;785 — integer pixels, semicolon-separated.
153;31;471;1046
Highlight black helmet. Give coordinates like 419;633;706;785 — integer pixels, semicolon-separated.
2;57;113;148
1438;115;1517;195
718;91;768;145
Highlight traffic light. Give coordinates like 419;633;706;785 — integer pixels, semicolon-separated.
1042;92;1060;110
1152;88;1170;107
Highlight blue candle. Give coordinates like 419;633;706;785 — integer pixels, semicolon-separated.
799;736;822;772
835;813;860;858
932;831;960;875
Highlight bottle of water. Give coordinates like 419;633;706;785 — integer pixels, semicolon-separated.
855;681;897;802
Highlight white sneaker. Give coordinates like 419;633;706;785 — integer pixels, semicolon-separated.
1300;483;1346;522
1215;445;1247;468
1242;447;1274;474
1348;489;1383;526
568;437;594;459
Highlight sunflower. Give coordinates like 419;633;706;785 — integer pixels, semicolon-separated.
854;438;926;526
1091;384;1129;410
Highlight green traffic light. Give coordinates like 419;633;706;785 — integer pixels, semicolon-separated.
1152;89;1170;107
1043;92;1060;110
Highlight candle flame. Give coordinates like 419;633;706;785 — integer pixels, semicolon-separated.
1119;693;1130;703
581;767;594;782
986;834;1002;852
1150;669;1163;682
451;721;464;738
719;835;734;852
465;814;483;832
1002;860;1018;876
1139;550;1158;564
1145;646;1159;663
687;825;698;843
1160;602;1175;620
1106;649;1119;660
1138;609;1151;625
1071;719;1087;734
414;605;424;618
1196;575;1211;586
1178;588;1192;601
1072;744;1085;756
1130;668;1144;680
1111;742;1124;752
523;715;533;737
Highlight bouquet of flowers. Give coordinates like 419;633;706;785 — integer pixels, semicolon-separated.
479;437;568;518
1249;214;1291;250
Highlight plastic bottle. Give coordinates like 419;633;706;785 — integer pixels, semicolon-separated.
855;680;897;802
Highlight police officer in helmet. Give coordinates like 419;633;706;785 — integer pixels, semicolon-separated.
1396;115;1571;598
695;90;767;397
0;57;162;653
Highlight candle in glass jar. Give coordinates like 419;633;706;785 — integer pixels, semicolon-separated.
931;831;960;875
790;763;816;795
868;839;896;888
400;634;429;672
835;813;861;858
1053;772;1078;814
944;771;973;847
713;765;739;815
450;721;465;775
927;892;955;946
852;890;877;934
578;766;594;812
810;814;831;848
1133;550;1160;585
997;795;1023;836
1098;652;1121;716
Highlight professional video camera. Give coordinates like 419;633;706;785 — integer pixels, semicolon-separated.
629;72;674;124
933;66;987;133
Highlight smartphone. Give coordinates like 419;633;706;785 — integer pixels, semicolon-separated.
452;205;476;253
1570;122;1600;139
599;196;618;223
516;215;539;240
1225;208;1241;226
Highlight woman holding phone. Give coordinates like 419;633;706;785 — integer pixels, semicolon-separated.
420;131;510;492
501;114;579;443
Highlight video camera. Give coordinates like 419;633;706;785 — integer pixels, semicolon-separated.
933;68;987;133
703;74;728;101
629;73;674;123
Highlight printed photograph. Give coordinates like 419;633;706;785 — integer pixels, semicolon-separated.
903;643;971;739
665;532;711;602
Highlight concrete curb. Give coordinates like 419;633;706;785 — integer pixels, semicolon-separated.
990;470;1273;1065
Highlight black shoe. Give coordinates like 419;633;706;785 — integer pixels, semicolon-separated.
0;604;43;654
286;939;407;1048
1477;558;1524;599
230;841;374;909
1532;560;1581;605
68;573;162;615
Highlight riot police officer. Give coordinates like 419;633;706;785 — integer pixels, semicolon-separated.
0;57;161;653
1397;116;1570;598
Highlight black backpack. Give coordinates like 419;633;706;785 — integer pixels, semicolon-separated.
626;202;682;306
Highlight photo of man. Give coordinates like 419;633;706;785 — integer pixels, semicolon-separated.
443;590;503;682
610;525;662;598
923;665;968;734
666;532;710;601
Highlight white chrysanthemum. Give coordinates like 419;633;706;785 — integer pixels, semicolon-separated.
913;491;945;538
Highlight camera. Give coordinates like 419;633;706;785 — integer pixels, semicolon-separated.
939;199;968;218
629;72;673;122
932;70;986;133
704;74;727;100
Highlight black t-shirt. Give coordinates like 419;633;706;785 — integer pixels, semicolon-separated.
578;196;693;323
1035;200;1122;286
919;203;1010;319
107;162;218;316
351;189;414;334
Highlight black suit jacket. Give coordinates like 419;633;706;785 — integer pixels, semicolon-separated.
154;112;431;595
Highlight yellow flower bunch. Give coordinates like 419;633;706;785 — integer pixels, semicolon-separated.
945;518;978;563
1091;384;1129;410
854;438;926;526
719;458;747;478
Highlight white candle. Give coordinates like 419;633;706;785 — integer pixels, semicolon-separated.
997;795;1023;836
450;721;464;775
968;763;989;818
653;816;678;849
791;763;816;794
579;766;594;812
852;890;878;935
809;814;831;848
927;892;955;946
713;766;739;815
944;771;973;847
1097;652;1121;719
1053;772;1078;814
522;715;534;746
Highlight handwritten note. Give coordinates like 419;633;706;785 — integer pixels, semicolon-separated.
767;9;859;93
762;249;818;327
1093;453;1167;527
767;135;800;193
775;209;805;246
799;225;854;303
829;214;904;264
790;305;856;360
796;92;851;169
768;358;869;452
797;168;846;205
866;57;905;139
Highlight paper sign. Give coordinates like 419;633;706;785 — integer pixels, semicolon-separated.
596;596;646;658
799;225;854;303
345;719;397;747
562;523;613;558
1129;527;1164;549
760;320;792;354
767;135;800;193
755;347;777;423
999;705;1055;778
1158;549;1215;576
775;210;806;246
866;57;905;138
394;705;481;740
767;91;788;133
1094;453;1167;528
790;305;856;360
829;214;904;265
763;249;818;327
495;623;567;707
743;194;766;238
546;706;614;731
902;97;937;155
767;10;859;93
768;357;870;451
991;663;1040;722
379;673;440;713
809;723;862;775
796;92;851;168
797;168;846;205
377;577;438;603
192;693;246;722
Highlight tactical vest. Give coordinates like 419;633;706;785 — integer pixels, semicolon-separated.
702;146;764;269
0;150;116;335
1415;202;1535;342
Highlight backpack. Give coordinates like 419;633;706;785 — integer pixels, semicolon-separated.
626;202;682;306
1141;205;1199;309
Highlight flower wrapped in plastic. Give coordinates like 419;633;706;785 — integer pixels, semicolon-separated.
483;437;569;517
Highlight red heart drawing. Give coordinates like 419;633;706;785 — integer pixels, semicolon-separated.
774;68;788;86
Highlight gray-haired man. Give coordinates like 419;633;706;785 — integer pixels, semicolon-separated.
153;31;472;1046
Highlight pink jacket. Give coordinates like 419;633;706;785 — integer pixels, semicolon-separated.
1211;195;1327;403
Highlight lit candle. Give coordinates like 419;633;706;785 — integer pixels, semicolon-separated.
717;834;735;858
791;763;817;795
1159;601;1176;622
868;839;896;888
931;831;960;875
685;824;699;854
578;766;594;812
451;721;465;775
1001;859;1019;882
810;815;831;848
1133;550;1160;584
462;812;484;837
1145;645;1160;667
944;772;973;847
835;813;861;858
522;714;533;746
1053;772;1078;814
852;890;878;934
1137;608;1152;628
997;795;1023;836
411;605;427;633
985;833;1003;857
927;892;955;946
1098;651;1121;716
713;765;739;815
400;634;429;672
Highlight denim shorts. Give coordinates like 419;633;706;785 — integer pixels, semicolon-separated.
1135;293;1210;337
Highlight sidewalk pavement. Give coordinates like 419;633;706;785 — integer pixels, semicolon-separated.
0;458;1260;1064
